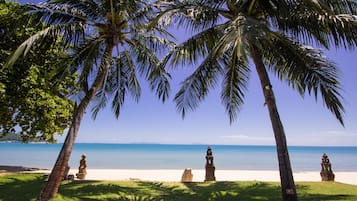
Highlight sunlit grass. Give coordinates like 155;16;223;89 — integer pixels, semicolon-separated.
1;173;357;201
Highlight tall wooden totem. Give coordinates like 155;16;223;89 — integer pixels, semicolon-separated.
205;146;216;181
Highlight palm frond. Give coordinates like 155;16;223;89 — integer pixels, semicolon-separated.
71;38;105;93
6;20;87;70
314;0;357;15
212;14;247;58
133;28;175;55
35;0;103;24
6;26;52;67
148;63;171;103
90;47;113;119
109;55;126;118
111;88;126;119
174;53;223;118
163;25;223;69
153;0;221;31
30;3;87;24
91;87;109;119
127;39;159;78
271;0;357;49
197;13;251;123
125;37;171;102
129;0;158;23
107;51;141;118
219;45;249;124
261;32;345;125
121;51;141;102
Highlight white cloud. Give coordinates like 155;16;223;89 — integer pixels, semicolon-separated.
286;130;357;146
219;134;274;145
325;130;357;136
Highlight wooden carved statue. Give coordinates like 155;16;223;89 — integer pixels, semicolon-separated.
76;154;87;179
205;146;216;181
181;168;193;182
320;153;335;181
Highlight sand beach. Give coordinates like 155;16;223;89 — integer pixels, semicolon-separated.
2;164;356;185
26;168;357;185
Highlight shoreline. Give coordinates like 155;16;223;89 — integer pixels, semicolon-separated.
27;168;357;185
0;165;48;173
2;165;356;185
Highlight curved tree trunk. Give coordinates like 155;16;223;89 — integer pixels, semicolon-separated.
249;44;298;201
38;46;113;201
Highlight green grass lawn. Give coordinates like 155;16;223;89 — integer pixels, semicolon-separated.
1;173;357;201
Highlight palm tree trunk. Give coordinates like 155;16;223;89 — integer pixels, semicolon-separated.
249;43;298;201
38;46;113;201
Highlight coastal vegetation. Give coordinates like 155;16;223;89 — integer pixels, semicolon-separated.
2;0;356;201
5;0;172;200
1;173;357;201
0;1;77;143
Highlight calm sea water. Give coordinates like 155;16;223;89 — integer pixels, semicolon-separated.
1;143;356;171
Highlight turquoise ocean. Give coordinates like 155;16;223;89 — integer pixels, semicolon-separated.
1;143;356;171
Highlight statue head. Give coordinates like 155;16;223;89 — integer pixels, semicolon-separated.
207;146;212;155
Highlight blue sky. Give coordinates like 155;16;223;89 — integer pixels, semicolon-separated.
18;0;357;146
70;48;356;146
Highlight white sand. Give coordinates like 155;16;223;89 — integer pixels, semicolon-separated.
35;169;357;185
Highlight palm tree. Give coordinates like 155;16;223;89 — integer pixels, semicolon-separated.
154;0;356;200
7;0;172;200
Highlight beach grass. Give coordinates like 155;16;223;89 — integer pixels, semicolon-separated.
1;173;357;201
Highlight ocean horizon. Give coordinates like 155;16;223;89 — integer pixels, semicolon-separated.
1;142;356;172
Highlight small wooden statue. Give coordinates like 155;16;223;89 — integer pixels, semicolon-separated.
181;168;193;182
76;154;87;179
320;153;335;181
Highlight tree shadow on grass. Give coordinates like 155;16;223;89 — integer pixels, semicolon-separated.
53;180;357;201
136;181;282;201
0;173;44;201
3;174;356;201
57;180;142;201
296;183;357;201
136;181;193;201
184;181;282;201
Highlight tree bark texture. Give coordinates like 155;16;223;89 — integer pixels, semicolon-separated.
38;46;113;201
249;43;298;201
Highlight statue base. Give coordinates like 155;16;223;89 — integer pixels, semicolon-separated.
320;171;335;181
205;166;216;182
76;173;86;180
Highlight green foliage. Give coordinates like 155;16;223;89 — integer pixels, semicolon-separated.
12;0;174;120
4;1;174;199
0;1;78;142
1;173;357;201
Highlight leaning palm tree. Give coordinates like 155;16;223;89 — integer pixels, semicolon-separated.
153;0;356;200
7;0;172;200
